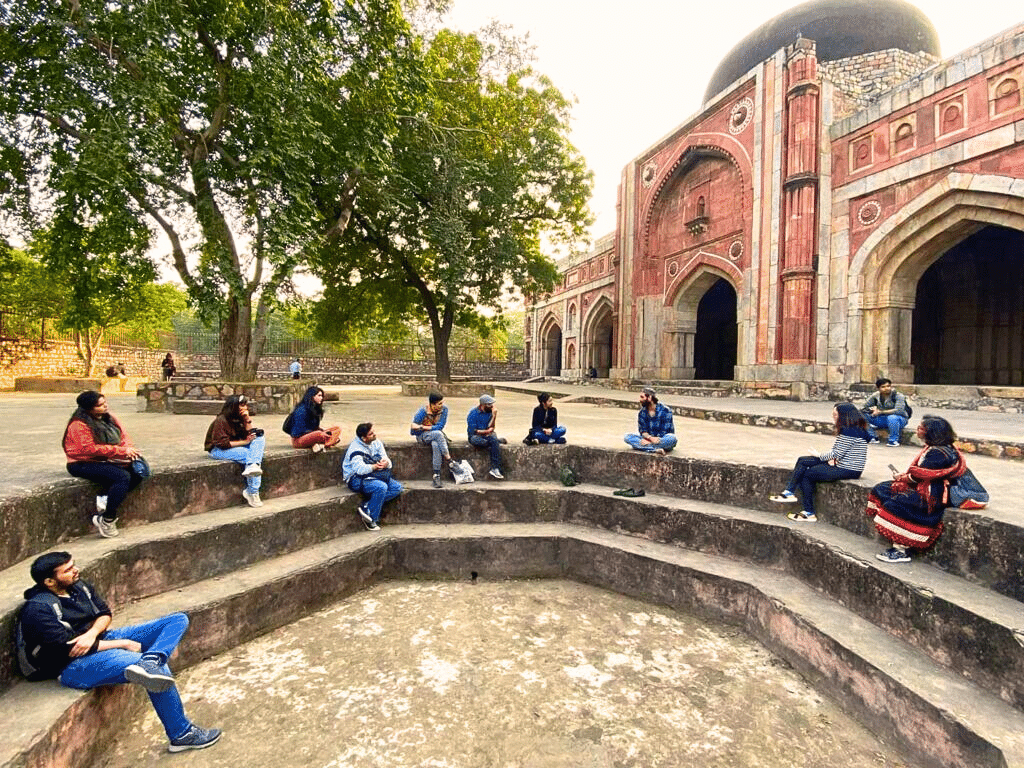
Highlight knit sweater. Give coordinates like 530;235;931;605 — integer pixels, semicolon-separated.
819;428;869;473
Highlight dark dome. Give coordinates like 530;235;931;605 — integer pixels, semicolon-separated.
703;0;940;102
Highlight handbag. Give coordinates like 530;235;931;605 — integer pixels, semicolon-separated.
949;468;988;509
130;457;151;479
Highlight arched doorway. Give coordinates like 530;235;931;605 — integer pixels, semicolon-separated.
912;225;1024;385
542;322;562;376
694;278;737;380
583;300;614;377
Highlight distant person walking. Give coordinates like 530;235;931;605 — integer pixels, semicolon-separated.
63;391;149;538
289;358;302;379
160;353;176;381
204;394;266;508
624;387;677;454
286;386;341;452
17;552;222;753
770;403;870;522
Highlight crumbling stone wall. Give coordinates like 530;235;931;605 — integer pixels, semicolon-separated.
822;48;939;117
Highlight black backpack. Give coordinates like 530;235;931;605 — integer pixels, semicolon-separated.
15;592;67;681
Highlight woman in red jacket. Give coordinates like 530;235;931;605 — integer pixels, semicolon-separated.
62;391;148;539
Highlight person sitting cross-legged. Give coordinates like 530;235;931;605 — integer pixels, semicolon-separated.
523;392;567;445
17;552;221;753
342;422;403;530
410;392;461;488
624;387;677;454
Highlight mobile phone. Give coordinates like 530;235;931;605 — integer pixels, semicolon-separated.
887;464;899;474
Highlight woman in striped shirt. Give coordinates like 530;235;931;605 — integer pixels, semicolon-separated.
770;403;870;522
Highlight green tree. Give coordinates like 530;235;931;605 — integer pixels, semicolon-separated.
311;27;592;382
1;0;415;380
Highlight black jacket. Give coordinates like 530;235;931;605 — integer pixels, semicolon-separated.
532;405;559;432
19;580;111;679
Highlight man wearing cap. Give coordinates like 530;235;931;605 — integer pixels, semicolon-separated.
624;387;677;454
467;394;506;479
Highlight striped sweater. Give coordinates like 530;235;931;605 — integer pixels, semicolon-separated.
819;428;869;473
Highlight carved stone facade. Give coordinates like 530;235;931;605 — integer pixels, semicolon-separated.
528;15;1024;388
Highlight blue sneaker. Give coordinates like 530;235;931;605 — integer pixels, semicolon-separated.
125;655;174;692
168;725;222;752
876;547;911;563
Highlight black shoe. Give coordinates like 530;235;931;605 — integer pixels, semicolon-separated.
522;436;537;445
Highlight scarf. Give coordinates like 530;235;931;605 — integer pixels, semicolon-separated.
891;445;966;512
72;408;122;445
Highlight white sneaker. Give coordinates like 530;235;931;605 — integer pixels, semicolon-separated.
92;514;119;538
242;489;263;507
96;495;108;514
488;468;505;480
242;463;262;477
311;442;325;453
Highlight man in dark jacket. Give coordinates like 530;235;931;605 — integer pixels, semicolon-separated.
18;552;221;753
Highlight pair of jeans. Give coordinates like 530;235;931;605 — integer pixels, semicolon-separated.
208;435;265;492
416;430;451;472
623;433;678;453
66;461;147;521
529;426;567;444
351;476;403;522
469;434;502;469
867;414;908;444
59;613;192;740
785;456;860;515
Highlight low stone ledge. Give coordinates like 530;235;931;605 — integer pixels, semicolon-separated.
14;376;150;394
400;382;494;398
170;399;228;415
138;380;306;414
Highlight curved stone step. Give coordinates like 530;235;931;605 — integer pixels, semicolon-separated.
3;524;1023;768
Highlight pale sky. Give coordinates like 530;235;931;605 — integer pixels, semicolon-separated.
444;0;1024;243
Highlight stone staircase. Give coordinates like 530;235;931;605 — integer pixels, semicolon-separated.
2;446;1024;768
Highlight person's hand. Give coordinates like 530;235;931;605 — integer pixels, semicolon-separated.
67;631;98;658
543;429;552;435
870;407;881;416
120;639;142;653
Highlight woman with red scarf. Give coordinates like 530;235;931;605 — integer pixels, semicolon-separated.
866;415;965;563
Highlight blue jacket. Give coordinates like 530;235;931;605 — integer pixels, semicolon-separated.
467;407;494;438
410;405;448;436
288;402;322;438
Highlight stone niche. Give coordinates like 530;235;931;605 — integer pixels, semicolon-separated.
139;380;308;414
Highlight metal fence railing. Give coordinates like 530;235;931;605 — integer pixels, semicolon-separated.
0;311;525;364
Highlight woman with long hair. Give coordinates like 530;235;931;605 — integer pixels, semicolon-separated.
770;402;870;522
286;386;341;453
63;391;148;538
204;394;266;507
867;415;965;563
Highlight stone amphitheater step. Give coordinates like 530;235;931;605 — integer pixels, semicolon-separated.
4;519;1024;768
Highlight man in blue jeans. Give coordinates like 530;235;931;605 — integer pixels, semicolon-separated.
342;422;403;531
17;552;221;752
467;394;506;479
861;377;910;446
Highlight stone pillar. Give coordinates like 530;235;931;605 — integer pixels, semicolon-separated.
779;38;820;364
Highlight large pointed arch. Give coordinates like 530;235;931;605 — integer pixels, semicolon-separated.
662;265;740;379
538;313;563;377
581;295;615;376
847;172;1024;382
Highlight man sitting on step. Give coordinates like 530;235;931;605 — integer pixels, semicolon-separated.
342;422;404;531
16;552;221;753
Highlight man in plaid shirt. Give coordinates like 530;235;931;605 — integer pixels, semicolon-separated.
624;387;677;454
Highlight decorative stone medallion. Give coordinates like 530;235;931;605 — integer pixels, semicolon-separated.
667;260;679;277
729;98;754;135
857;200;882;227
729;240;744;261
641;161;658;188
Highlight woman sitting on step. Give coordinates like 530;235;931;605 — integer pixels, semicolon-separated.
63;390;149;538
866;415;965;564
204;394;266;508
286;386;341;453
769;402;870;522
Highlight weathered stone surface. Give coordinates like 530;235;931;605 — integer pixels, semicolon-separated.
400;381;494;398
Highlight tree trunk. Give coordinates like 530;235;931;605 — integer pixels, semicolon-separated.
430;307;454;384
218;294;258;380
